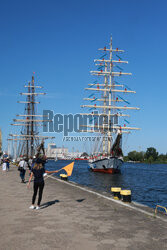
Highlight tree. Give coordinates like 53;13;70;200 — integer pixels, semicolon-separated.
158;154;167;163
127;151;144;162
147;156;154;164
145;147;158;161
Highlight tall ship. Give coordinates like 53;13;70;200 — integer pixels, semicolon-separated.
8;75;54;160
81;36;140;174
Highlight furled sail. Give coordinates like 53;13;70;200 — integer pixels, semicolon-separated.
111;133;123;157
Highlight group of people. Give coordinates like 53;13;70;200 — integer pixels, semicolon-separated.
18;155;58;210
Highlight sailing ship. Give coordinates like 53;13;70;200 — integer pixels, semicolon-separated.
8;75;54;160
81;36;140;174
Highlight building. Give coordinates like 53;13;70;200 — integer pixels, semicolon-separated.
46;143;68;159
46;143;82;159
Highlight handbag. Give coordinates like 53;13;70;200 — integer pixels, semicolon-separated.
18;166;23;171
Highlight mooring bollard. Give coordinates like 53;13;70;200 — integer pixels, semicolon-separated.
111;187;121;200
120;190;131;203
60;174;68;181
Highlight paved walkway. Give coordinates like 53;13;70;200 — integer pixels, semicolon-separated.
0;165;167;250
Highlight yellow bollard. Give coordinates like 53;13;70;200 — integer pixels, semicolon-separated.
111;187;121;200
120;190;131;203
60;174;68;181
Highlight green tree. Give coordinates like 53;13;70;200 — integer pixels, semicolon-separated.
127;151;144;162
127;151;137;161
145;147;158;161
147;156;154;164
158;154;167;163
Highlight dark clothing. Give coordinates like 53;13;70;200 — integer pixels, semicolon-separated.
32;181;45;206
32;167;45;183
20;169;26;182
32;166;45;206
6;161;10;170
35;158;47;165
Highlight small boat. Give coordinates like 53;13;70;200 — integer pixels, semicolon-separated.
81;36;140;174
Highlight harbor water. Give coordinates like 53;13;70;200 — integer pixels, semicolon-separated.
46;160;167;209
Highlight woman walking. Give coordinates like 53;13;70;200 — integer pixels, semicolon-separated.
27;158;57;210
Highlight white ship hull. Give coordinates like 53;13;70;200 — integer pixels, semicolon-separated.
89;157;123;174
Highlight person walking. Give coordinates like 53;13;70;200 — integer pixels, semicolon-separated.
28;157;33;175
2;158;7;171
27;157;58;210
18;158;28;183
6;158;10;171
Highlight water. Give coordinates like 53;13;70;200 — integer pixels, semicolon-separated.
46;160;167;209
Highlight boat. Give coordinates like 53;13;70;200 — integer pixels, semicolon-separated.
8;75;55;160
75;158;88;161
81;36;140;174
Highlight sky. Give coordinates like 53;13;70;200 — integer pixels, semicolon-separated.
0;0;167;155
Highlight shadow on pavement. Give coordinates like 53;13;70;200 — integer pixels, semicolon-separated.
40;199;60;209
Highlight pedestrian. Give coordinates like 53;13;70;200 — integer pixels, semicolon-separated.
6;158;10;171
28;157;33;175
27;156;58;210
18;158;28;183
2;158;7;171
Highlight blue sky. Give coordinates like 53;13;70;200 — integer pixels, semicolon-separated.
0;0;167;155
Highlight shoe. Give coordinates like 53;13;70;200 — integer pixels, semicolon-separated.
36;206;40;210
29;205;35;209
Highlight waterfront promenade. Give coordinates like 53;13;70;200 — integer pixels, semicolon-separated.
0;166;167;250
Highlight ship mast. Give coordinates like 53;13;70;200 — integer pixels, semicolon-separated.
8;75;54;159
81;36;140;156
108;36;113;154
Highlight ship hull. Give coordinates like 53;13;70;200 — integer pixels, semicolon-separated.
89;157;123;174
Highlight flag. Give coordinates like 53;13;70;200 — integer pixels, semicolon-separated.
62;162;74;176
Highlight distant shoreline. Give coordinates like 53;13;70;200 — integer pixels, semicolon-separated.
124;160;167;165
